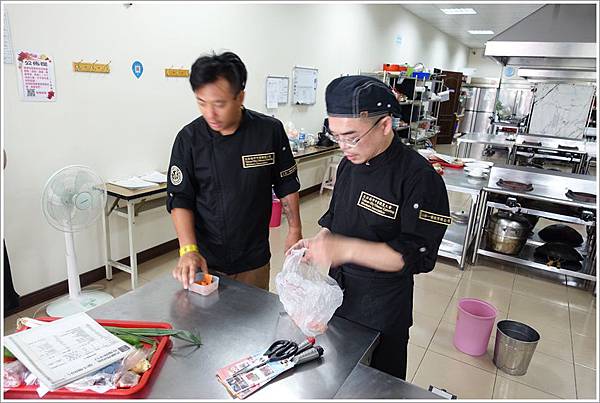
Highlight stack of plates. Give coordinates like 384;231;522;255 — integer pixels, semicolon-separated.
464;161;493;178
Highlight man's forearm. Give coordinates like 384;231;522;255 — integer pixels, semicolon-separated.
346;239;405;272
281;192;302;233
171;208;197;246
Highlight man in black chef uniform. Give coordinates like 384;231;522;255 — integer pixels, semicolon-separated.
168;51;302;291
290;76;450;379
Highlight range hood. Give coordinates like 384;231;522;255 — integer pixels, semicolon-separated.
484;4;597;80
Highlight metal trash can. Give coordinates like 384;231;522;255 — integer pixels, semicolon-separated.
493;320;540;376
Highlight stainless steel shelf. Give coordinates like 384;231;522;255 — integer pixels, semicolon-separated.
477;243;596;282
439;223;468;264
487;201;594;226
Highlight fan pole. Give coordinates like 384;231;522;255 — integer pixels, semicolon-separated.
64;231;82;300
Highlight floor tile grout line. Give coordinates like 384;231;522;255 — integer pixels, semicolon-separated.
411;275;459;384
494;372;566;399
568;292;580;399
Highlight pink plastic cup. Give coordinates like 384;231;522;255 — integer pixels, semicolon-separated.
270;199;282;228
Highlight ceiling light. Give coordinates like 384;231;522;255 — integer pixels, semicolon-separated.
440;8;477;15
468;30;495;35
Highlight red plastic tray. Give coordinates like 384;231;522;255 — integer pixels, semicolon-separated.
3;317;172;399
428;156;464;169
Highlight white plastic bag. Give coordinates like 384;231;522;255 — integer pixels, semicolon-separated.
275;248;343;337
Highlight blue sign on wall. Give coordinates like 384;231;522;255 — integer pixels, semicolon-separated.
132;61;143;78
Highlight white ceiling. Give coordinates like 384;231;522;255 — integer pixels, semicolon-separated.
401;3;544;48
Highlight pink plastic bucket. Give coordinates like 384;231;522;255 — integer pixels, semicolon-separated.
270;199;282;227
453;298;497;356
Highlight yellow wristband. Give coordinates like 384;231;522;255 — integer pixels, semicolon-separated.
179;244;199;257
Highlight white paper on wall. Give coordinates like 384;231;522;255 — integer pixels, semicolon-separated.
292;67;318;105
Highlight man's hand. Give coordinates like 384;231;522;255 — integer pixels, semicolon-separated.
172;252;208;289
286;228;330;255
304;232;354;268
286;228;353;268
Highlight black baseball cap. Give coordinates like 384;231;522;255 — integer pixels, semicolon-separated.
325;75;402;118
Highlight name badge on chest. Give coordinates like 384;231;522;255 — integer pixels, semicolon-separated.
357;191;399;220
241;152;275;168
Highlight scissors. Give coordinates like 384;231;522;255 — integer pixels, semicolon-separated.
233;339;313;376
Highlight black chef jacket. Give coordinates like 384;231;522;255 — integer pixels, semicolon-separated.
166;108;300;274
318;136;449;378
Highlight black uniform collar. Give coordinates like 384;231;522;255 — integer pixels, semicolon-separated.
358;136;401;169
204;107;250;137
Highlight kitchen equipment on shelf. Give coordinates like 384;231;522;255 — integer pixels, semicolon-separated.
533;242;584;271
538;224;584;246
486;211;532;255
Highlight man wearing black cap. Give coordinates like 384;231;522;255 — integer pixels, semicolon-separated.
289;75;450;379
168;51;302;291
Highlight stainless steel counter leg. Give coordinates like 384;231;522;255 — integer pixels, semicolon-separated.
460;193;478;270
127;201;138;289
102;201;113;280
472;190;488;265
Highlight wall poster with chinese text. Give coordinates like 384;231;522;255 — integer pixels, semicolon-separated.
16;50;56;101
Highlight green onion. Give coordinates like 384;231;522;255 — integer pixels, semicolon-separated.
4;347;15;359
103;326;201;347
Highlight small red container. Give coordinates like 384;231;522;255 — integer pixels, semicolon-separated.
270;199;282;228
3;318;172;399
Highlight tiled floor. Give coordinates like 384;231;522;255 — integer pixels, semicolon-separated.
4;191;597;400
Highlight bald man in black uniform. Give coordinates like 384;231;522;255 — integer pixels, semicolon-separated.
290;76;450;379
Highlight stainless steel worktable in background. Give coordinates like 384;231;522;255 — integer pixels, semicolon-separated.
334;363;442;399
455;132;515;159
88;274;380;399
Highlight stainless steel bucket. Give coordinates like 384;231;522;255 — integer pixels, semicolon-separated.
493;320;540;376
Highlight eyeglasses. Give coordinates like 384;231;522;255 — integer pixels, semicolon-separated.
324;116;386;148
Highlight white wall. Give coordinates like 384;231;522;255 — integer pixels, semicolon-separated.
3;3;468;295
465;48;503;79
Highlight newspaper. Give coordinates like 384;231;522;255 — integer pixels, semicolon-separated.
216;352;294;399
3;313;134;391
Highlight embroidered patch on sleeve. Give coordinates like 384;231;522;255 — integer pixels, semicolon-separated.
357;191;399;219
280;164;297;178
419;210;452;226
170;165;183;185
242;152;275;168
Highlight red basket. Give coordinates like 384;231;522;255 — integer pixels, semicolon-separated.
3;317;172;399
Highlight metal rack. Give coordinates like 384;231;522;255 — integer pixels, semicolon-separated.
376;71;447;146
472;166;597;286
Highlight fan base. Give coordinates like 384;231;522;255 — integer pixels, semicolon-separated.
46;291;114;317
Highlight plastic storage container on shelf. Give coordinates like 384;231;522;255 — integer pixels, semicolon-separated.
412;72;431;80
383;64;407;72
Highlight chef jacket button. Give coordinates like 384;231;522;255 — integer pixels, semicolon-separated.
413;203;419;209
419;247;427;253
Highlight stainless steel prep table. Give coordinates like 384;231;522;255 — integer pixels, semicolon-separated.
439;167;487;269
88;274;380;399
455;133;515;160
509;134;589;173
334;363;442;399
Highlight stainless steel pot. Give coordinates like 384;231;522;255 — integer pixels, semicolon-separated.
486;211;531;255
